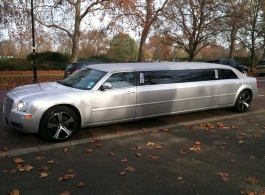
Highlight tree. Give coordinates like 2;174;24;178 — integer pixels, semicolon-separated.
79;29;109;57
238;0;263;71
146;34;172;60
218;0;247;58
162;0;220;61
107;0;170;62
2;0;111;62
107;33;138;61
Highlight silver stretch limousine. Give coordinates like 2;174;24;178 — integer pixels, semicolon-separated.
3;62;259;142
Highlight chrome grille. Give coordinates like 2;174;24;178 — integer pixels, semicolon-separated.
3;96;14;116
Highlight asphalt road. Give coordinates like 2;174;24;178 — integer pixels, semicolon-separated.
0;109;265;195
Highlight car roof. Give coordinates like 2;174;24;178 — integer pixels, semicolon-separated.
87;62;232;72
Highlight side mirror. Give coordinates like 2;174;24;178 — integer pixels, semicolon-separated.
100;82;112;90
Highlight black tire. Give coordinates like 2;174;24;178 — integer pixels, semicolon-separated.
234;90;252;113
40;106;79;142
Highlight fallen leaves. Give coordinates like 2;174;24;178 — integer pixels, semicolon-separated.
7;189;20;195
190;141;201;151
217;172;230;181
58;172;77;181
40;172;49;178
38;166;50;171
146;142;154;146
179;149;186;154
2;146;7;151
85;149;94;153
60;191;71;195
77;182;85;187
13;158;24;164
18;165;34;172
246;177;259;184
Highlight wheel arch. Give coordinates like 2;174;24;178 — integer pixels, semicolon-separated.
38;104;81;133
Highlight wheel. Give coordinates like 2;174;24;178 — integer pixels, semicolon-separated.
234;90;252;112
242;70;248;76
40;106;79;142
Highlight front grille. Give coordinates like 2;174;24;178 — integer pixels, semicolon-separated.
3;96;14;116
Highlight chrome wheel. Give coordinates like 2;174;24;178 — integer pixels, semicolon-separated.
234;90;251;112
40;106;78;142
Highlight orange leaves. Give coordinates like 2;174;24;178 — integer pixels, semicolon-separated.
77;182;85;187
246;177;259;184
136;153;141;157
2;146;7;151
13;158;24;164
63;147;68;152
18;165;34;172
124;166;135;172
146;142;154;146
35;156;45;160
120;171;126;176
7;189;20;195
217;172;230;181
60;191;71;195
38;166;50;171
40;172;49;178
85;149;94;153
89;137;100;143
190;141;201;151
58;172;77;181
253;134;261;138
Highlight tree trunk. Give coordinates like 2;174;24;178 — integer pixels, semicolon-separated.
229;23;236;58
261;38;265;60
138;28;149;62
71;0;81;63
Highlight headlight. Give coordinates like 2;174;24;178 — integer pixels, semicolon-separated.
17;101;28;112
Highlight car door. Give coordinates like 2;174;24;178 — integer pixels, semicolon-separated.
91;72;136;124
219;69;242;105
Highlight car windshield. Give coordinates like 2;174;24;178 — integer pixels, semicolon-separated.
58;68;106;90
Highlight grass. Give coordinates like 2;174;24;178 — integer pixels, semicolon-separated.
0;70;64;90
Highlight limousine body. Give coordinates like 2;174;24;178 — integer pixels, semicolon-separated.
3;62;259;142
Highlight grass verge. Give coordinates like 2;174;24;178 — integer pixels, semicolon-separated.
0;70;64;90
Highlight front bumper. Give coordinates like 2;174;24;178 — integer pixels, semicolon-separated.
3;110;39;133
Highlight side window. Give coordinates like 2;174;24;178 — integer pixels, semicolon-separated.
106;72;134;88
220;69;238;79
139;69;217;85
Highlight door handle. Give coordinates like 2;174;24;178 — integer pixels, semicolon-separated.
126;91;135;94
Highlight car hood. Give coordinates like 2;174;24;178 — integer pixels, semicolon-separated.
9;82;76;100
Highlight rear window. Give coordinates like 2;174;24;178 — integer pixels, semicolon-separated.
220;69;238;79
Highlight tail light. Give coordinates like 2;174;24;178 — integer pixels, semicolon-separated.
257;81;259;88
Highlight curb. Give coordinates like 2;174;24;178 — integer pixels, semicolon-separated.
1;109;265;157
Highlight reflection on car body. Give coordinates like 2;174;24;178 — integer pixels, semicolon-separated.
3;62;259;142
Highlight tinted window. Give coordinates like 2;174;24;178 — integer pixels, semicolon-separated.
106;72;134;88
139;69;216;85
220;69;238;79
